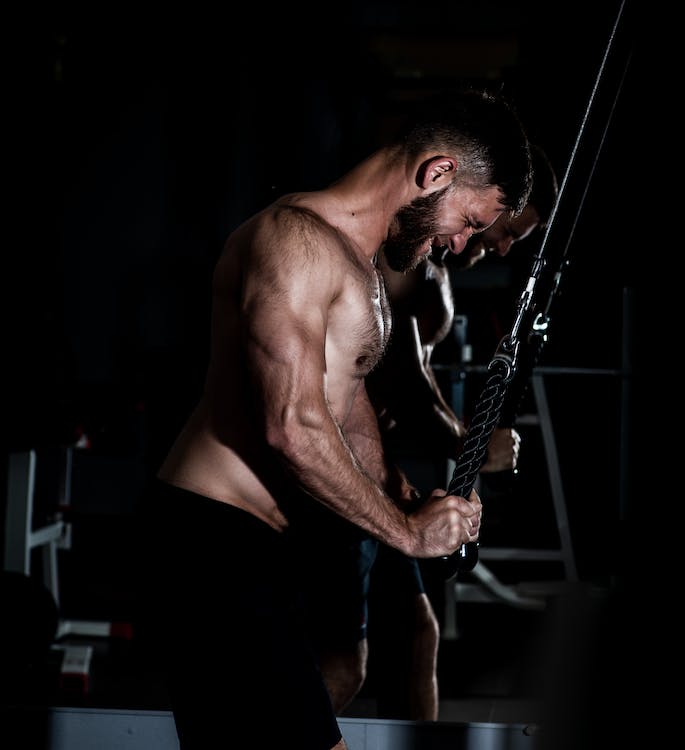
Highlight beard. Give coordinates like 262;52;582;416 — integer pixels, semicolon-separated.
382;187;448;272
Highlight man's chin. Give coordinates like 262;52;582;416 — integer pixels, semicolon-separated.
404;254;426;273
407;243;433;270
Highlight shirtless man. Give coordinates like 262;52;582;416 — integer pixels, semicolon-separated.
135;88;533;750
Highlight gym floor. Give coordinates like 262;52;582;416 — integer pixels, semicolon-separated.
46;590;550;722
41;570;612;727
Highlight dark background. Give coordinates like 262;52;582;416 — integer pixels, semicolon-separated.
6;0;639;461
3;0;651;725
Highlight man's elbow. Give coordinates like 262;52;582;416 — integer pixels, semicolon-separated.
264;404;324;459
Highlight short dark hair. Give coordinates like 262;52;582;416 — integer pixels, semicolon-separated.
392;87;533;216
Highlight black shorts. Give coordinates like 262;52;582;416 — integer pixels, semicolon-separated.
134;479;342;750
291;506;425;651
370;543;426;598
278;490;378;650
297;533;379;650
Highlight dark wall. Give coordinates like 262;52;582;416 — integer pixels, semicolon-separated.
5;2;641;581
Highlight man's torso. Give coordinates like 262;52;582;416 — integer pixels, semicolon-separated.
158;196;392;530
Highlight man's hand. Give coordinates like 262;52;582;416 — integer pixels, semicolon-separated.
405;488;482;558
480;427;521;473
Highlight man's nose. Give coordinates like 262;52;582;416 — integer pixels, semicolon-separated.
449;228;477;254
449;235;469;254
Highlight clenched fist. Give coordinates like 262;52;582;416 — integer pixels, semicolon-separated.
404;488;482;558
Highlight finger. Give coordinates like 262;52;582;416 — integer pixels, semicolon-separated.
466;488;482;508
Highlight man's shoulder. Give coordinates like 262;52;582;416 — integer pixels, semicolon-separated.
251;196;342;249
239;199;363;284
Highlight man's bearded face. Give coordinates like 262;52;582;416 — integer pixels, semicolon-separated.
383;187;448;273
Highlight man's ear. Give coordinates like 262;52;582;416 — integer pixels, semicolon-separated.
416;156;458;189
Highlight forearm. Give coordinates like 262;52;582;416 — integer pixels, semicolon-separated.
275;414;480;560
262;385;479;560
269;398;416;553
247;325;415;553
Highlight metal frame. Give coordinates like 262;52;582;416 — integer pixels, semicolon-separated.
3;447;122;689
441;364;622;639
